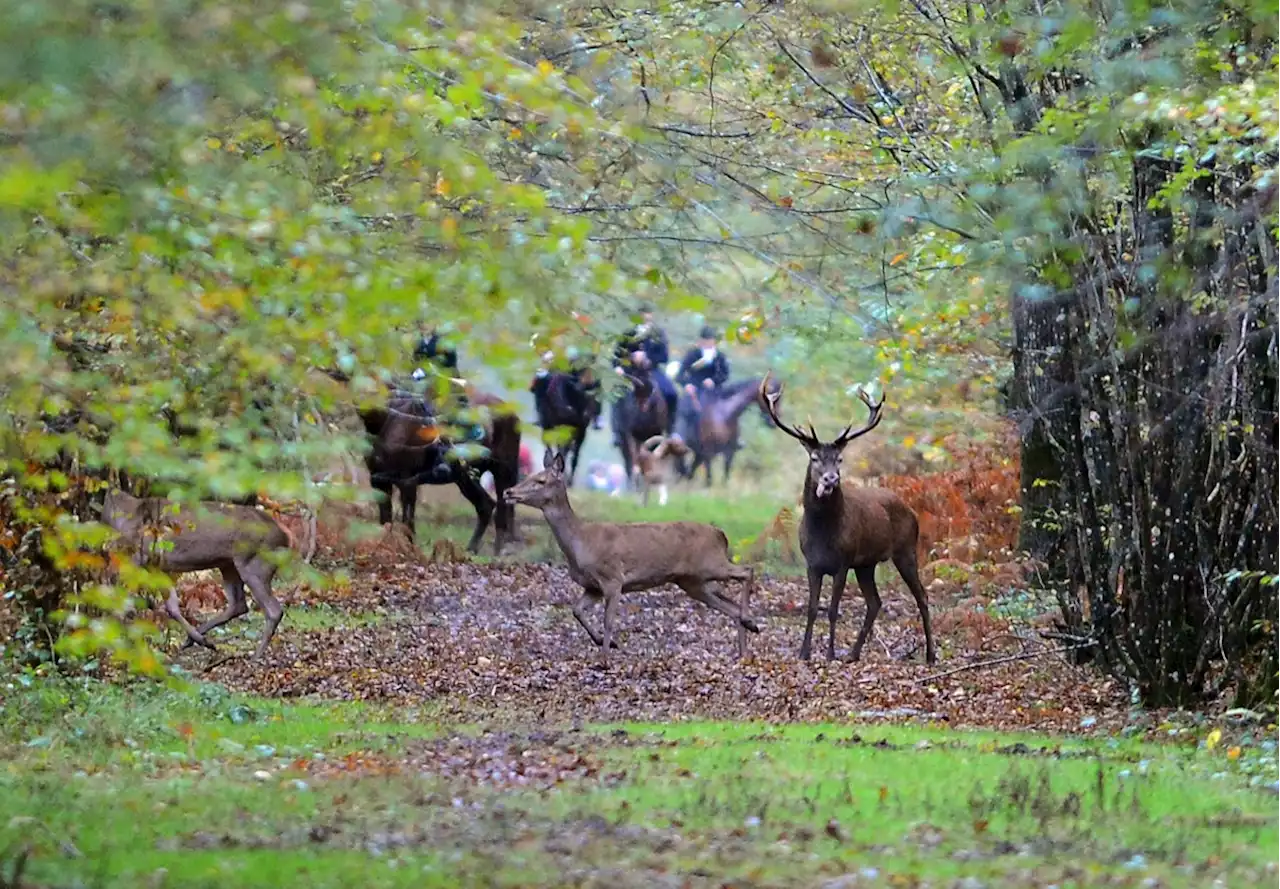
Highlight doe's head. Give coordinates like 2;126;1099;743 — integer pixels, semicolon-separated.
757;371;886;499
503;449;567;508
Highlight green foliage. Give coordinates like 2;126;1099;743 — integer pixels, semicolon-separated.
0;1;658;672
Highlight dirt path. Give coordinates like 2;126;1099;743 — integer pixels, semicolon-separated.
195;561;1129;735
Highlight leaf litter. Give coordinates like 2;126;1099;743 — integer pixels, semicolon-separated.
189;559;1131;735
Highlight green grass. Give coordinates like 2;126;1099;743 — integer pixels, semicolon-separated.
2;680;1275;888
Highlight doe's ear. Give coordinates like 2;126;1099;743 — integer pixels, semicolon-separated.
551;450;566;475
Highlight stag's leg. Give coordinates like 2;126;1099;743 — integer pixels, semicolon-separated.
703;456;713;488
825;570;848;661
164;589;216;651
237;556;284;661
183;567;248;648
658;482;668;506
799;567;824;661
453;468;494;554
893;550;937;665
849;565;882;663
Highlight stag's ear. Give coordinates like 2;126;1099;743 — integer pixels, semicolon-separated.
550;450;566;475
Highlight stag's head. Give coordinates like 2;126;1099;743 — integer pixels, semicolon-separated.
503;449;568;509
758;372;885;499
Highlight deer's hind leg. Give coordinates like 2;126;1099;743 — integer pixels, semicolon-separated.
236;555;284;661
893;549;936;665
181;565;248;649
163;588;215;651
679;573;760;642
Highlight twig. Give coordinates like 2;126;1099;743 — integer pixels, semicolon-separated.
912;644;1091;685
203;651;244;674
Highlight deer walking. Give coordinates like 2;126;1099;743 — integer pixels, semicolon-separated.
759;373;937;664
102;489;290;660
504;450;759;662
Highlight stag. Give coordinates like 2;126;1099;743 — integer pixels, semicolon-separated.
759;373;936;664
504;450;758;662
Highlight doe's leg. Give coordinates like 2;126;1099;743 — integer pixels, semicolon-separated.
600;585;623;665
237;556;284;661
182;566;248;649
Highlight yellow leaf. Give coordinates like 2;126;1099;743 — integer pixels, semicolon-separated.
1226;746;1241;761
206;137;222;150
371;151;383;163
903;435;916;448
435;175;451;197
537;59;555;77
889;252;907;266
440;216;457;243
1205;728;1222;750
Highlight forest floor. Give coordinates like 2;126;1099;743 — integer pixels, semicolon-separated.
2;483;1277;888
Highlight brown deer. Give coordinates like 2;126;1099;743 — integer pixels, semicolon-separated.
102;490;290;660
503;450;759;662
759;373;936;664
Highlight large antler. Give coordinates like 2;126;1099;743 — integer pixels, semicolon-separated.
758;372;819;447
832;387;886;447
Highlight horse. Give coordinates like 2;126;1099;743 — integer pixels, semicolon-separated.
608;365;672;486
360;384;521;555
532;370;601;486
682;376;782;486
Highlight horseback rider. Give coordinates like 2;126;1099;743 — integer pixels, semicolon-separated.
413;329;459;373
531;345;603;430
675;324;731;441
613;304;679;434
409;326;482;443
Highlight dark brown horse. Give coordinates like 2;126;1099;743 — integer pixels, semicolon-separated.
531;370;601;486
684;376;781;486
609;365;672;486
360;385;520;554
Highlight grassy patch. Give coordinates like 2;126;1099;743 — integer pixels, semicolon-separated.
2;680;1274;888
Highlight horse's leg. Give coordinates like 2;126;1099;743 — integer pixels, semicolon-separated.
398;482;418;539
723;444;739;483
619;435;635;485
372;479;393;526
568;425;587;486
454;468;495;554
491;456;518;556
